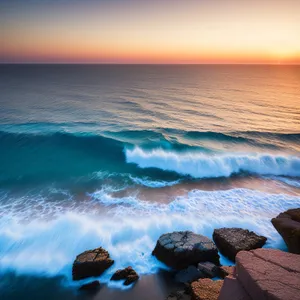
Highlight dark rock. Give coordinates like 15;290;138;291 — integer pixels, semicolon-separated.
213;228;267;261
166;290;191;300
219;266;235;279
110;266;139;286
72;247;114;280
152;231;220;269
197;262;219;278
124;274;139;286
79;280;101;291
175;266;204;283
111;268;129;280
271;208;300;254
233;248;300;300
190;278;223;300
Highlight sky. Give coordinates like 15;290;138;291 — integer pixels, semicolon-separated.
1;0;300;64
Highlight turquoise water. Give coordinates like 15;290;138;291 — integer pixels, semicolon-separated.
0;65;299;299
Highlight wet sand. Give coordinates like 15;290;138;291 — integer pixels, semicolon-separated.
2;271;183;300
112;175;300;205
90;271;182;300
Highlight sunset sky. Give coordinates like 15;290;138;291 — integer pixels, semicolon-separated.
1;0;300;64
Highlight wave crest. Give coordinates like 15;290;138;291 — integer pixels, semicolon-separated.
125;147;300;178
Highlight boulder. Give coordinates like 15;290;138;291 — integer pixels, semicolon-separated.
72;247;114;280
197;262;219;278
190;278;223;300
166;290;191;300
79;280;101;291
111;266;139;286
152;231;220;269
213;228;267;261
219;248;300;300
175;266;204;283
271;208;300;254
219;266;235;279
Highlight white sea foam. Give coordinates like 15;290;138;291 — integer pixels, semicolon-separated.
129;176;180;188
0;188;300;288
125;147;300;178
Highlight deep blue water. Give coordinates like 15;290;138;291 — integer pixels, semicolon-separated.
0;65;299;299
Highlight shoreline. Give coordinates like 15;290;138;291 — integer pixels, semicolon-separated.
1;270;183;300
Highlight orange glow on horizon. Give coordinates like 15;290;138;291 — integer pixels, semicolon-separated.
2;43;299;65
1;0;300;64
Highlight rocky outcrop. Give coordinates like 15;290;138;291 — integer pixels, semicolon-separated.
111;266;139;285
152;231;220;269
213;228;267;261
219;248;300;300
190;278;223;300
271;208;300;254
72;247;114;280
79;280;101;291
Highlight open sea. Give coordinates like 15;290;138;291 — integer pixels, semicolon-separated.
0;64;300;299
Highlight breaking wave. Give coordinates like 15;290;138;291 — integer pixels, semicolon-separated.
126;147;300;178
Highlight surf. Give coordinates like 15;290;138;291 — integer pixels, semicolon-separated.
0;188;300;286
126;147;300;178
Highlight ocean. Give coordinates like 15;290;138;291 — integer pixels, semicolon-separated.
0;64;299;299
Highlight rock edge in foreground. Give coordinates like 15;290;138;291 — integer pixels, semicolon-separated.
219;248;300;300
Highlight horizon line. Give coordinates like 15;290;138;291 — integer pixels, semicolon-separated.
1;62;299;66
